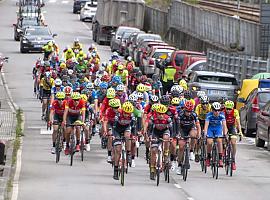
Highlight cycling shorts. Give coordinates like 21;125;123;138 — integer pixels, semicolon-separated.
113;124;131;138
153;128;170;139
42;90;51;99
227;125;237;135
53;113;63;125
179;127;195;138
199;119;205;130
67;115;81;127
207;126;223;138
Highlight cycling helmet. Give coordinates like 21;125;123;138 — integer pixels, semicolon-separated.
152;74;160;81
67;69;74;75
160;95;171;106
55;92;65;100
112;52;119;58
136;83;146;92
156;104;168;114
60;62;66;69
102;62;108;68
109;98;121;108
128;94;138;102
106;88;116;99
212;102;222;111
64;86;73;95
171;97;180;105
116;84;125;91
67;48;73;53
81;89;89;94
122;102;134;113
151;103;159;111
86;82;94;89
48;41;53;47
71;92;81;100
184;100;195;112
224;100;234;109
101;74;110;82
45;71;51;77
127;56;132;62
54;79;62;86
44;61;50;67
200;95;209;104
94;79;101;87
88;44;96;51
179;79;187;87
118;65;124;70
171;85;183;93
74;38;79;43
99;82;108;89
136;92;144;99
112;75;121;84
80;94;88;101
184;90;192;99
179;97;187;108
171;90;181;98
197;91;206;98
150;95;159;103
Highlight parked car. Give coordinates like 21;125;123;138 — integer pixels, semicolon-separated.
188;71;239;102
183;60;207;78
20;26;57;53
141;47;175;76
133;33;162;65
119;31;137;56
238;88;270;136
170;50;206;81
110;26;140;52
13;17;41;41
256;102;270;150
80;1;97;22
73;0;91;14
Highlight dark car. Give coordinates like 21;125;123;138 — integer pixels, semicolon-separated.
125;31;144;58
13;17;41;41
73;0;91;14
20;26;57;53
119;31;137;56
255;101;270;150
239;88;270;136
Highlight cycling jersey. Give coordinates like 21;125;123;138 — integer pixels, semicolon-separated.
205;112;226;138
224;109;240;127
51;100;66;116
195;104;212;121
97;91;106;104
151;113;172;131
40;77;54;91
117;92;128;104
104;107;118;123
51;86;65;95
115;69;128;83
116;110;135;126
178;111;199;130
64;99;86;116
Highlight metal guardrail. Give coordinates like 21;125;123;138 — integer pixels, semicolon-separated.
207;50;270;82
0;111;16;141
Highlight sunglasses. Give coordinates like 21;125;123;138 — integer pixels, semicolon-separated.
74;99;80;101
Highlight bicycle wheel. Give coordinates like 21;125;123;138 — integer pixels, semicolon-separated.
229;146;233;177
80;131;84;162
70;135;75;166
55;129;61;163
215;148;219;179
164;162;170;183
156;150;161;186
225;145;230;175
120;150;125;186
200;141;205;172
211;146;217;178
182;147;189;181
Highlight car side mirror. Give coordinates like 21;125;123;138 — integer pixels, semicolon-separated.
237;97;246;103
262;111;270;117
52;34;57;37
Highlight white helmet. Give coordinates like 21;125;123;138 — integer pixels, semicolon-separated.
197;91;206;98
137;92;144;99
129;94;138;102
127;56;132;61
94;78;101;87
113;52;118;57
171;85;183;93
200;95;209;103
116;84;125;91
86;82;94;89
54;79;62;86
212;102;221;110
150;95;159;102
74;38;79;42
67;69;74;75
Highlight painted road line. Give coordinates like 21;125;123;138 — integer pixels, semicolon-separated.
28;126;43;129
49;0;57;3
40;129;53;135
61;0;69;4
187;197;194;200
174;183;182;189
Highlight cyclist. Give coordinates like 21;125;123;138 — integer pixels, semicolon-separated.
72;38;83;54
50;79;64;103
116;84;128;104
125;56;135;72
80;94;91;151
224;100;242;170
75;57;88;73
115;65;129;88
49;92;66;154
64;48;76;61
42;41;54;61
112;101;135;180
176;100;201;175
204;102;228;167
62;92;86;155
40;71;54;119
148;104;172;180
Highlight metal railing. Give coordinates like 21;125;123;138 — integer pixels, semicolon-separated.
0;111;16;141
207;50;270;82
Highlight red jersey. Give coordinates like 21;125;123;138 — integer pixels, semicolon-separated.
144;104;152;114
64;99;86;116
151;112;171;131
104;107;118;123
51;100;66;116
117;110;133;126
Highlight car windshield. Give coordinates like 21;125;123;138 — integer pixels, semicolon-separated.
258;92;270;104
153;51;172;59
117;28;137;36
196;75;238;85
22;20;38;26
25;28;50;36
192;63;206;71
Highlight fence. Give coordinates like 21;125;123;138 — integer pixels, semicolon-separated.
144;6;168;37
0;111;16;140
207;50;270;82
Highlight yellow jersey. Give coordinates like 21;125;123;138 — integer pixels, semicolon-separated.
40;77;54;91
195;104;212;120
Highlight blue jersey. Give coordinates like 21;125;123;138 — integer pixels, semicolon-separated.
205;112;225;128
51;86;64;95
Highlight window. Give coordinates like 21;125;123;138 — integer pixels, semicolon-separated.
196;75;238;85
258;92;270;104
175;53;184;67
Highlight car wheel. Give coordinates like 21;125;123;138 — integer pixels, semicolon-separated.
244;120;253;137
20;44;27;53
255;127;265;147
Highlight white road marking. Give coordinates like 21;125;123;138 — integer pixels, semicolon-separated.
28;126;43;129
174;183;182;189
187;197;194;200
49;0;57;3
11;142;22;200
40;129;53;135
61;1;69;4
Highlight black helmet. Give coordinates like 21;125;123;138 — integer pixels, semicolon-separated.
160;95;171;106
184;90;192;99
171;90;181;98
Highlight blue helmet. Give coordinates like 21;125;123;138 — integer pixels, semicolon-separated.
112;75;121;84
179;98;187;108
100;82;108;89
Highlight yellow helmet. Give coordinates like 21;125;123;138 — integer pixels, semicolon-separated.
122;101;134;113
171;97;180;105
112;60;117;65
79;50;84;56
71;92;81;100
106;88;116;99
109;98;121;108
225;100;234;109
136;83;146;92
118;65;124;70
179;79;187;86
55;92;65;100
190;99;195;106
151;103;159;111
60;62;66;69
80;94;88;101
48;41;53;47
67;48;73;53
156;104;168;114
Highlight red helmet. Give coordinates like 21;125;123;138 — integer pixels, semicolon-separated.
184;100;194;112
64;86;73;95
101;74;110;82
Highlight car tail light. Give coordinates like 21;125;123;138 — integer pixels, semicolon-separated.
252;96;260;112
149;59;154;65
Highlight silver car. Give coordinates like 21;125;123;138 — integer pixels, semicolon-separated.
188;71;239;102
80;1;97;22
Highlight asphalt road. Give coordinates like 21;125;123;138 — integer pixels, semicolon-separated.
0;1;270;200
